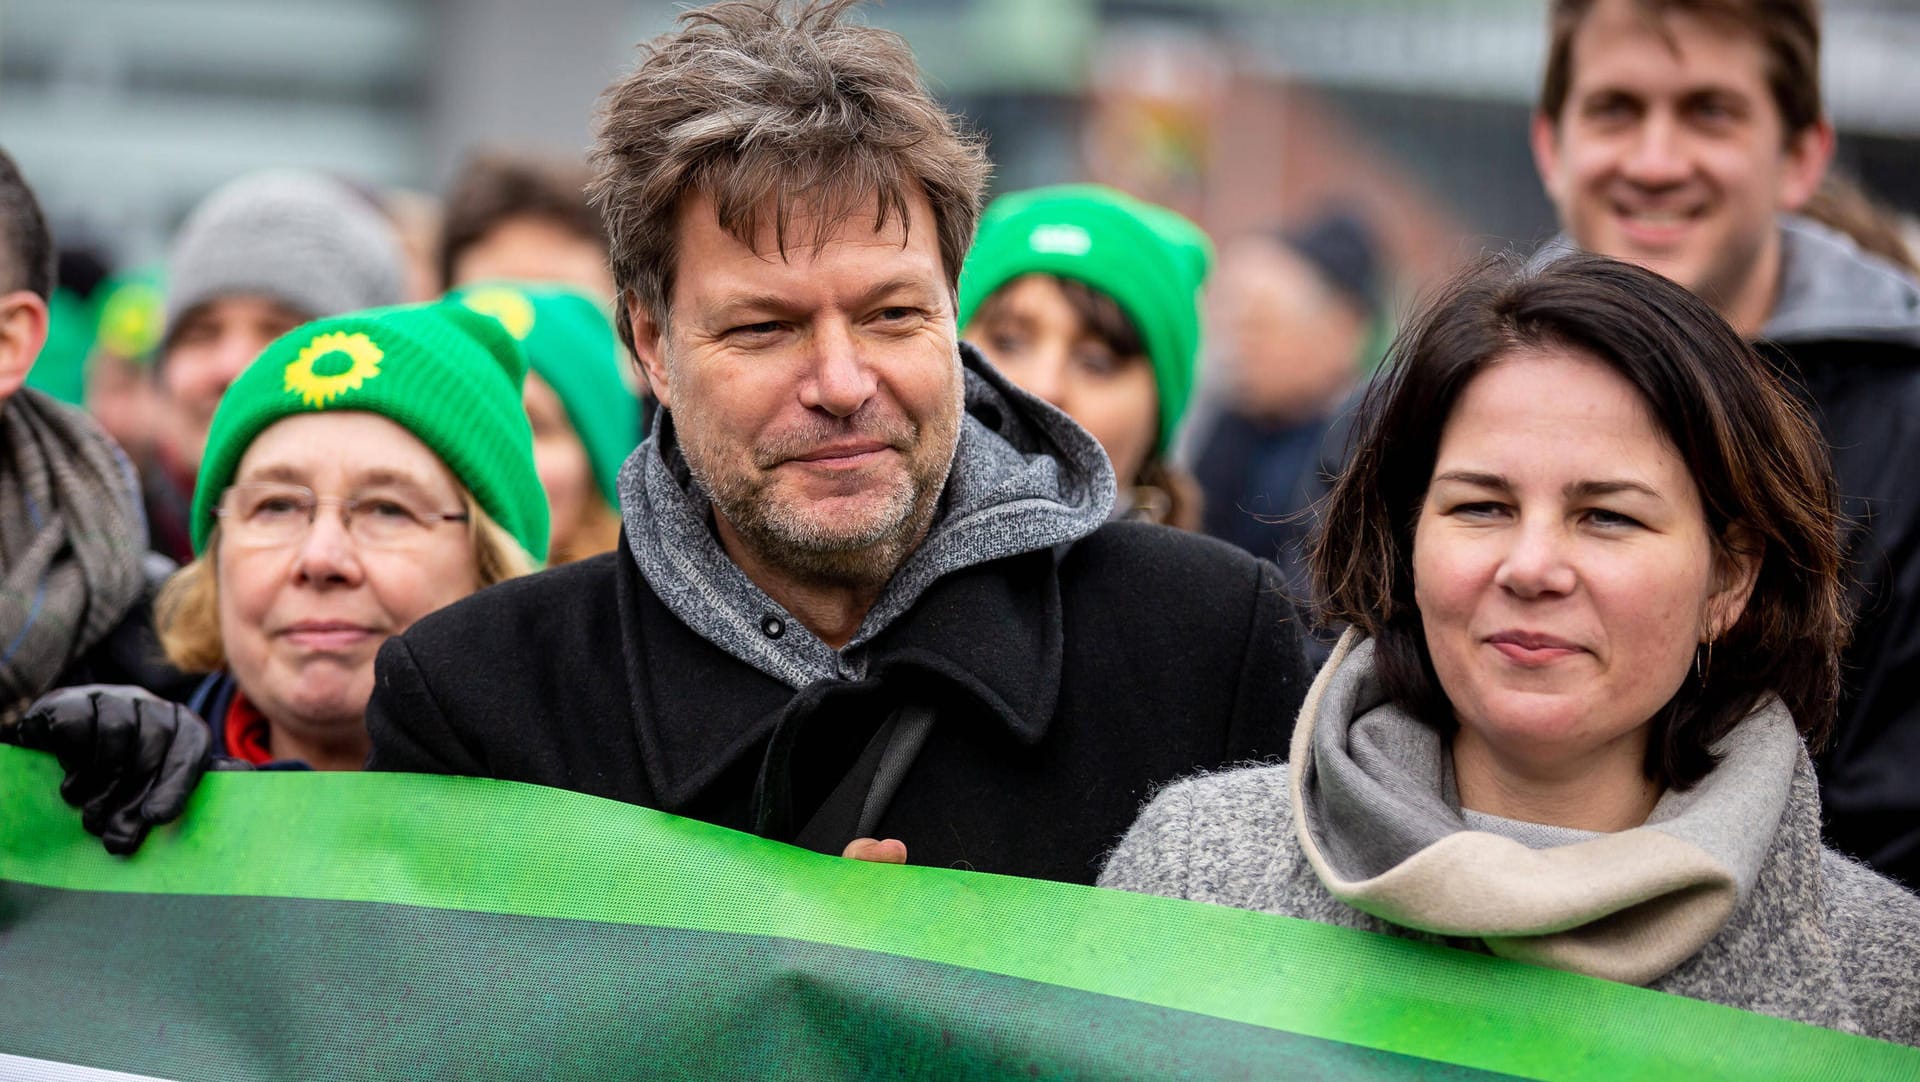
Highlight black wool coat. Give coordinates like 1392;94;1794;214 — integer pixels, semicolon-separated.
366;520;1312;885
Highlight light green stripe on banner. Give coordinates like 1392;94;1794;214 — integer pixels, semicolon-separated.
0;746;1910;1080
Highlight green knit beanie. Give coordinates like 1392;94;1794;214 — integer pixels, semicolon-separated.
449;282;638;508
191;300;550;562
958;184;1213;450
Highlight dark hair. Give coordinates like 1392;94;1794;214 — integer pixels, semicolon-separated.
1313;253;1848;789
1540;0;1823;141
0;147;54;300
587;0;990;355
439;151;606;291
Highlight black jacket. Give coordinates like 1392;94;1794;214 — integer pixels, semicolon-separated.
1757;216;1920;891
366;522;1312;885
1770;334;1920;889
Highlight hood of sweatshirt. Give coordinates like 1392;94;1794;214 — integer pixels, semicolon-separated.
618;342;1116;689
1532;217;1920;352
1762;214;1920;349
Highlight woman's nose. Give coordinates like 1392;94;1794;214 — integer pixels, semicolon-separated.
1015;351;1069;410
290;506;365;587
1492;521;1577;598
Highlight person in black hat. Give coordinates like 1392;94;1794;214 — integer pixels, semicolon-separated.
1190;210;1382;605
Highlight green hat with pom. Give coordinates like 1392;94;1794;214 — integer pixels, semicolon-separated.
449;282;638;508
958;184;1213;450
191;300;550;562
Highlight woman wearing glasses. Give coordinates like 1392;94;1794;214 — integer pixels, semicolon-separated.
11;301;548;849
157;301;548;772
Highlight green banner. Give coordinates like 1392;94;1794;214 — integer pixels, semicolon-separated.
0;746;1910;1080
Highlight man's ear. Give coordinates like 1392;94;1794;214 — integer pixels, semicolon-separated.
1777;119;1836;214
0;289;51;403
1530;111;1568;214
624;290;673;411
1705;528;1764;642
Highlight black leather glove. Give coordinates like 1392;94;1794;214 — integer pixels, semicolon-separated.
3;684;214;855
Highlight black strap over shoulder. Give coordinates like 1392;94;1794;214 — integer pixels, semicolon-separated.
794;703;935;852
754;701;936;856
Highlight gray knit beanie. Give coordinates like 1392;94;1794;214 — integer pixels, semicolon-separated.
162;170;406;346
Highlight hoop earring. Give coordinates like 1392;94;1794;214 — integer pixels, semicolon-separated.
1696;638;1714;684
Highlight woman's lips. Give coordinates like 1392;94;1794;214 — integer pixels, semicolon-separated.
1485;631;1583;666
278;623;377;651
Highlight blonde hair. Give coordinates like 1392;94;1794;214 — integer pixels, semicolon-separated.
156;496;534;673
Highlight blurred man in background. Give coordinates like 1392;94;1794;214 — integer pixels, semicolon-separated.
143;170;407;562
1190;211;1380;602
1531;0;1920;888
438;151;611;301
438;150;641;558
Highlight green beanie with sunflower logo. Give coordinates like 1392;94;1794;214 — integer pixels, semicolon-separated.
190;300;550;562
448;282;638;508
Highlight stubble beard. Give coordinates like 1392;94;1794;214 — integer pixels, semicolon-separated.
679;362;965;594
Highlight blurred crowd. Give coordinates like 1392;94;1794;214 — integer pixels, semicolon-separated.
2;0;1918;1050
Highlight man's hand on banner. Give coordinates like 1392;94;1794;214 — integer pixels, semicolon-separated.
2;685;214;855
842;837;909;864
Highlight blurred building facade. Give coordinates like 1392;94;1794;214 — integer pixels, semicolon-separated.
3;0;1916;276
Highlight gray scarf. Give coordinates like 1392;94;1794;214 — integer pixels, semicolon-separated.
1289;631;1800;986
619;345;1115;689
0;389;149;723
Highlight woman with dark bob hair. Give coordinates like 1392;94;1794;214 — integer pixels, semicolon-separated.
1101;254;1920;1043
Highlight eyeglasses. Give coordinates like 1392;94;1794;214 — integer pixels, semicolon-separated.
214;482;469;549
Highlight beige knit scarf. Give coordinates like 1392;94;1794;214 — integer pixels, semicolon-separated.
1288;630;1799;986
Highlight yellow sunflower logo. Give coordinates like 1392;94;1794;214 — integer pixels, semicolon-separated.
97;282;163;358
459;288;537;340
284;331;384;408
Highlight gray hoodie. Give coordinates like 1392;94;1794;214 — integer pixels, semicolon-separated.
618;343;1116;690
1531;215;1920;349
1765;214;1920;348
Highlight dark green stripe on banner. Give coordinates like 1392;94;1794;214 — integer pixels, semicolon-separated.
3;747;1915;1081
1;884;1510;1081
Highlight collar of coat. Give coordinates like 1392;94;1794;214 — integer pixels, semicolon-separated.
613;530;1063;812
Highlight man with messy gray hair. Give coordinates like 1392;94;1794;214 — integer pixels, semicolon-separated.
132;0;1304;885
